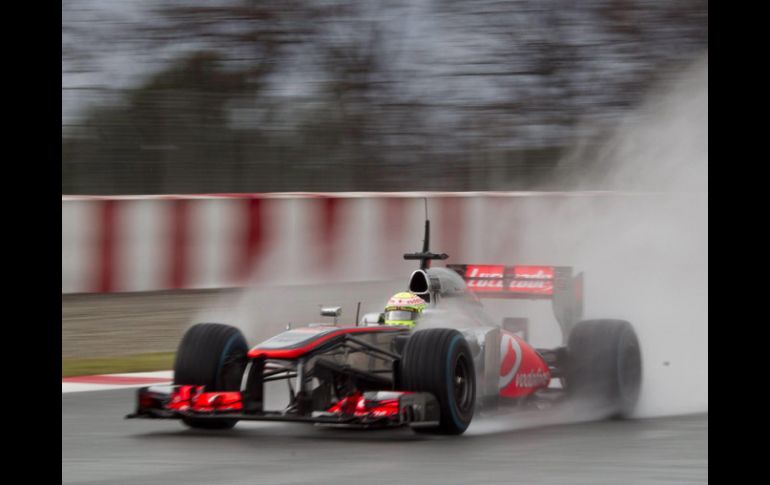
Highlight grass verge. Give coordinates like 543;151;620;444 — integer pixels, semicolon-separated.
62;352;176;377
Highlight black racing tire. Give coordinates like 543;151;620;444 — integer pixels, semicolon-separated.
173;323;248;430
565;319;642;419
400;328;476;435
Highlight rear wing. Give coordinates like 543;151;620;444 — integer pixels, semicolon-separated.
447;264;584;339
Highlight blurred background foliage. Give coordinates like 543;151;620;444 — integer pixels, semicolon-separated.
62;0;707;194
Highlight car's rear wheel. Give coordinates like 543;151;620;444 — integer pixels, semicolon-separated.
173;323;248;429
565;319;642;418
400;328;476;435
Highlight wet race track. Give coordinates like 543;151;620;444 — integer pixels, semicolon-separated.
63;388;707;485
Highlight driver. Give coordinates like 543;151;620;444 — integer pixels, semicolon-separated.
383;292;426;328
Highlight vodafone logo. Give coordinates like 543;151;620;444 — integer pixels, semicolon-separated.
499;334;551;390
515;370;550;388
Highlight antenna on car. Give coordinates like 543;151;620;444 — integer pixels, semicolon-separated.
355;301;361;327
403;197;448;270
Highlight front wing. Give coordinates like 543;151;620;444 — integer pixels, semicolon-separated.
126;385;440;429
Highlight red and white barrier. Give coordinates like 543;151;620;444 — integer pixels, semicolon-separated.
62;371;173;393
61;192;632;294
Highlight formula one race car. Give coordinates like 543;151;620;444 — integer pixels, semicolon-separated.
127;220;642;435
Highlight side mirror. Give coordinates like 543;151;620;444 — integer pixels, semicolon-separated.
321;306;342;324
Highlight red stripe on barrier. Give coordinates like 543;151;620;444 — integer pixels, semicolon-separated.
319;197;340;271
236;197;264;283
95;200;118;293
62;375;171;385
168;199;189;289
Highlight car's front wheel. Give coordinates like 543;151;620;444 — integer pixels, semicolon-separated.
173;323;248;429
400;328;476;435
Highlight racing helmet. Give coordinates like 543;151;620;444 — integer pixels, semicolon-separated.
383;292;426;328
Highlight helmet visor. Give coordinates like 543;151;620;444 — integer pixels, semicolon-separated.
384;310;419;324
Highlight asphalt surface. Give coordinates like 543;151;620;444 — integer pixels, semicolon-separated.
62;388;707;485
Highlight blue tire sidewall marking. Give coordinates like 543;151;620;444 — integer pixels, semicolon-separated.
445;334;465;429
216;333;243;389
